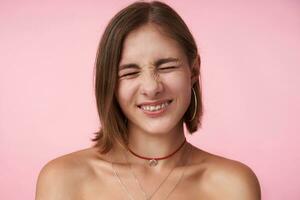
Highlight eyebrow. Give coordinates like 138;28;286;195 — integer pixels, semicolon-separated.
119;57;180;70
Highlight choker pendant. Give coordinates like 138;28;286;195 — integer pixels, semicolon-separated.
149;159;158;167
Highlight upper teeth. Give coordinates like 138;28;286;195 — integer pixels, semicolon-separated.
140;101;170;111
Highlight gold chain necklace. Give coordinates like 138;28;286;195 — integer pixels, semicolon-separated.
111;162;136;200
124;144;187;199
111;143;192;200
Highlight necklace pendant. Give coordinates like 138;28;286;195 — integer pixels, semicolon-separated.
149;159;158;167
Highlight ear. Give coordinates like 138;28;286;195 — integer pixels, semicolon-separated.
190;54;200;86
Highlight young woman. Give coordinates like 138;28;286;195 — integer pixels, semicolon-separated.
36;1;261;199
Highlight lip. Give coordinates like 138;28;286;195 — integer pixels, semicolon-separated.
137;99;173;107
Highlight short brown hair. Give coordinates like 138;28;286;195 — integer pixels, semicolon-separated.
92;1;203;153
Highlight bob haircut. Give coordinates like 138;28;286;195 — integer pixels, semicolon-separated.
92;1;203;153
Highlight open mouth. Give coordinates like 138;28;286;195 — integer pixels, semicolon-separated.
137;100;173;112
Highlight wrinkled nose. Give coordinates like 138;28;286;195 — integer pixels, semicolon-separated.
140;70;163;98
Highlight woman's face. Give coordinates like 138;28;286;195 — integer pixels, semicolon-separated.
116;24;193;136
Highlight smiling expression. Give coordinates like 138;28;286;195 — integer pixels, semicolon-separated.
116;24;193;136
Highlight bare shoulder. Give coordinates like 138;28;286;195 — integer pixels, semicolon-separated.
189;145;261;200
35;147;105;200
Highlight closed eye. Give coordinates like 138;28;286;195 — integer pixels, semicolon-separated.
158;66;177;71
159;66;176;70
119;72;139;78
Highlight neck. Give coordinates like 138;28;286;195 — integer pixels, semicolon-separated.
125;122;186;169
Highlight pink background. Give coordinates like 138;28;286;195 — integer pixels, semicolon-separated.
1;0;299;199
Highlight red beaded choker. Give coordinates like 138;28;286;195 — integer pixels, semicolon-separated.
127;138;187;167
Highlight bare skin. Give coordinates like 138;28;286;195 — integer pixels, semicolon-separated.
35;143;261;200
36;24;261;199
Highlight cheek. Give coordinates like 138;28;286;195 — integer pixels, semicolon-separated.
162;71;191;91
116;81;138;106
162;71;192;110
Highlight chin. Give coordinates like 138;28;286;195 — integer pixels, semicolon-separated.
140;120;182;136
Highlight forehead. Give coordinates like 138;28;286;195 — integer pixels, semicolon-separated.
120;24;186;64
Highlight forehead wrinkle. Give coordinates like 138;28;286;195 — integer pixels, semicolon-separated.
141;57;182;68
119;56;183;71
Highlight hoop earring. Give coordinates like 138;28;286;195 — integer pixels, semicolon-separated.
188;87;197;122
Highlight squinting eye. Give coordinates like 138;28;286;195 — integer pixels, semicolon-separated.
158;66;176;71
119;72;139;78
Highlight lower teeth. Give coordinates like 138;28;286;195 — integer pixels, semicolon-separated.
150;109;162;112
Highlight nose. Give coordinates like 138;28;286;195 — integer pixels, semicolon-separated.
140;70;163;98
